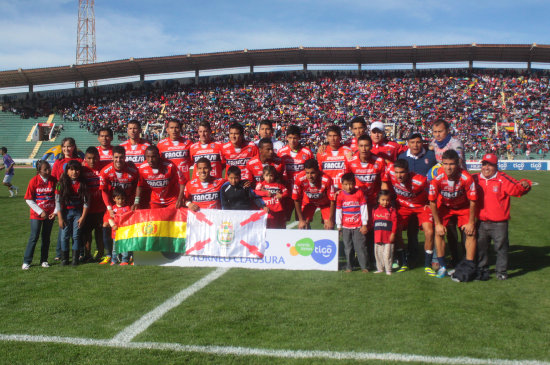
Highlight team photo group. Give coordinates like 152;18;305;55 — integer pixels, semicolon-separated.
10;115;532;281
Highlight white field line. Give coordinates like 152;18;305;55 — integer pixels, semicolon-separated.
0;334;548;365
110;267;229;343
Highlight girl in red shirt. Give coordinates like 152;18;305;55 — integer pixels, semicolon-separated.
373;190;397;275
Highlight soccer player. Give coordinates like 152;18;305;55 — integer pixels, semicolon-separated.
119;120;150;165
429;149;477;278
222;122;258;181
292;159;336;230
382;159;434;275
135;146;185;209
255;120;284;153
96;127;114;170
336;172;369;272
82;147;106;261
369;121;405;163
246;138;285;185
473;153;531;280
157;119;192;184
185;157;226;211
345;116;367;153
1;147;18;197
189;121;225;179
99;146;139;264
316;125;352;189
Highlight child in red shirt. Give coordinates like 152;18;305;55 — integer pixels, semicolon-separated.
255;165;289;229
22;160;57;269
107;187;132;266
372;190;397;275
336;173;369;272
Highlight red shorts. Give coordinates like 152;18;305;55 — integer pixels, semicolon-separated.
397;205;433;229
302;204;332;222
439;206;471;227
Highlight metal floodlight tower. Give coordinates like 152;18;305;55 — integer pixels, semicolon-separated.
76;0;97;87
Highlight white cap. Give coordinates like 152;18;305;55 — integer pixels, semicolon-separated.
370;121;385;132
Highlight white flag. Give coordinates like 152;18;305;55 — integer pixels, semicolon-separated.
186;209;267;258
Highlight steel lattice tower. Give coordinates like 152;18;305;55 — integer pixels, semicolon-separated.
76;0;96;87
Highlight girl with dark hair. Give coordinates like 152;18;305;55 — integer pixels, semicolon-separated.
22;160;57;270
56;160;89;266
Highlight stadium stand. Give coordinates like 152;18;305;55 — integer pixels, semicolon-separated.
0;112;41;158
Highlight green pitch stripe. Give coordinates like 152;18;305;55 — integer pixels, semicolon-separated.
115;237;186;253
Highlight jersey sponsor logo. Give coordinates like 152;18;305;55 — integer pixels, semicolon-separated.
194;154;220;163
192;192;220;202
163;150;189;159
285;163;303;172
111;181;133;190
226;158;250;166
344;216;359;224
322;161;345;170
441;190;462;199
264;187;281;195
355;174;376;183
146;179;169;188
305;191;322;200
36;187;54;194
126;155;145;163
374;220;392;230
394;186;414;198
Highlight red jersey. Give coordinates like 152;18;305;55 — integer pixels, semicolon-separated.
138;160;184;206
292;171;335;207
184;178;226;210
120;139;150;165
336;189;368;229
383;164;429;209
246;157;285;184
371;140;405;163
110;204;132;239
347;155;386;204
473;172;531;222
373;205;397;244
344;137;359;153
429;170;477;210
254;181;289;212
25;175;57;220
157;137;192;183
51;157;83;180
96;145;113;170
56;180;85;210
221;141;258;181
277;145;314;186
190;142;225;179
82;163;106;213
99;163;139;207
317;145;351;188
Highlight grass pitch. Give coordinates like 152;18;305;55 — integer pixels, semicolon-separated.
0;168;549;364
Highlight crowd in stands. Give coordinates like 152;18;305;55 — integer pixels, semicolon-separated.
3;69;550;158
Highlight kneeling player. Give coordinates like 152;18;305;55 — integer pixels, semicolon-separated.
185;158;226;211
292;159;335;230
429;150;477;278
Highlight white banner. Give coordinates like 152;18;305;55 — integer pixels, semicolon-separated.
135;229;339;271
186;209;267;258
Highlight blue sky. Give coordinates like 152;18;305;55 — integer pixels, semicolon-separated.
0;0;548;71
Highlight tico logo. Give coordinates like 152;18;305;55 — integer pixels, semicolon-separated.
286;237;336;265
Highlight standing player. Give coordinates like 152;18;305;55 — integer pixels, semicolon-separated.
369;121;405;163
157;119;192;184
96;127;114;170
185;157;226;211
317;125;352;190
255;120;284;153
382;159;435;275
99;146;139;264
119;120;150;165
190;121;225;179
246;138;285;185
222;122;258;181
82;147;106;262
473;154;531;280
429;149;477;278
135;146;185;209
292;159;336;230
1;147;18;197
345;116;367;153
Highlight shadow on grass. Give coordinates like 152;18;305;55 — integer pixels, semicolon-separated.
507;244;550;278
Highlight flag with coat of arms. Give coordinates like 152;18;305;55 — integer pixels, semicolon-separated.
186;209;267;258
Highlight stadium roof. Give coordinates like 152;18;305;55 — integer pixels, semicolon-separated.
1;43;549;89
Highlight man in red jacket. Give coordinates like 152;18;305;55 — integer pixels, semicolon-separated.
473;154;531;280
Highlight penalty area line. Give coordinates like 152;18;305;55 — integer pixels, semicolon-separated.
0;334;549;365
110;267;229;344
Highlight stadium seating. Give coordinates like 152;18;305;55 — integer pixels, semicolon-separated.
0;112;40;159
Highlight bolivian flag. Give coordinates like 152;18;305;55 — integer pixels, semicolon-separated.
115;208;187;253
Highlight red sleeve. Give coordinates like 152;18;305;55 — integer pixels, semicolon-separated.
465;175;477;201
390;208;398;234
500;172;531;197
24;176;36;200
428;179;439;202
291;181;301;201
327;181;336;201
280;184;289;198
254;182;270;197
